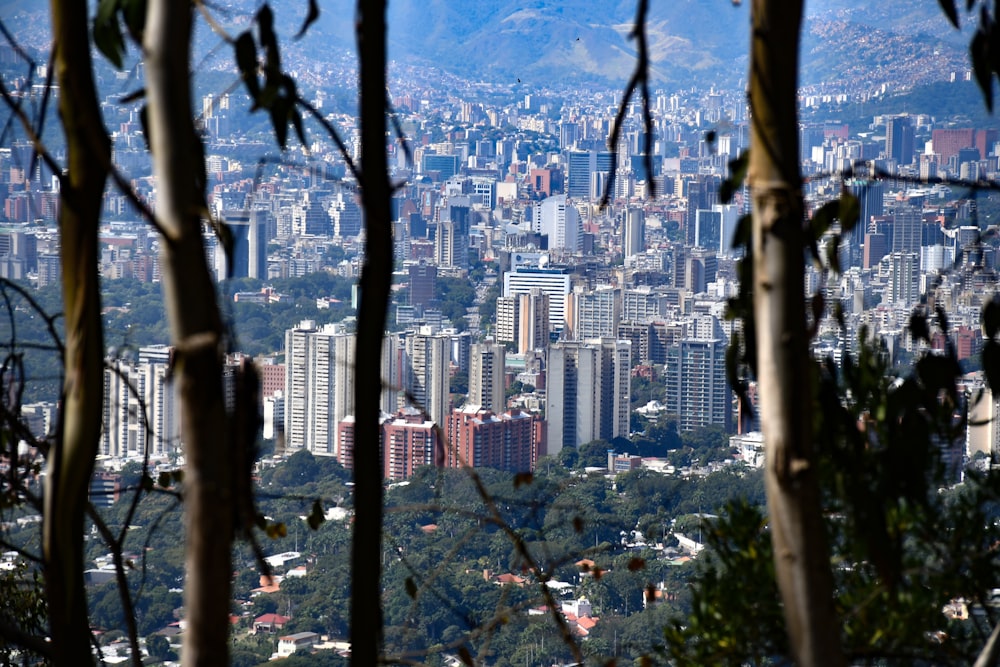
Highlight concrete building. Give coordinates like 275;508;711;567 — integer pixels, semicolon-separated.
533;194;582;253
623;207;645;258
469;341;506;413
215;209;268;280
567;150;613;200
102;347;180;459
569;286;621;341
664;333;731;432
444;406;542;472
503;267;571;332
403;327;451;428
283;320;355;457
546;339;631;454
496;289;550;354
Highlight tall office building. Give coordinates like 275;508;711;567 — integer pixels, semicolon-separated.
469;342;506;413
569;286;621;340
885;116;914;167
888;203;922;254
693;209;722;251
546;339;631;454
886;251;920;307
290;193;331;236
284;320;356;457
328;190;363;238
567;150;613;200
664;334;731;432
216;209;268;280
403;328;451;429
503;267;571;332
532;195;582;253
496;290;550;354
623;207;645;259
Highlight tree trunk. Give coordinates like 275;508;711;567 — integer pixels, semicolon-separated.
748;1;845;665
44;0;110;663
351;0;392;664
143;3;232;666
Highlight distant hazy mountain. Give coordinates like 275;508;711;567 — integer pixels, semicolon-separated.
310;0;974;90
0;0;976;91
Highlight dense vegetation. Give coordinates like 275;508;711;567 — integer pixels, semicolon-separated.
5;443;761;665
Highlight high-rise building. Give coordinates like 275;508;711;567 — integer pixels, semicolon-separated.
328;190;363;238
885;116;914;167
567;150;613;200
381;408;440;480
623;208;645;258
496;290;550;354
216;209;268;280
889;203;922;254
569;286;620;340
503;267;571;332
533;195;582;253
469;342;506;413
102;347;180;459
694;209;722;251
408;262;437;307
886;251;919;307
546;339;631;454
403;327;451;428
664;333;731;432
283;320;355;457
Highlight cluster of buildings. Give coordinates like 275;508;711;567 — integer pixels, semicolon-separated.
4;50;1000;480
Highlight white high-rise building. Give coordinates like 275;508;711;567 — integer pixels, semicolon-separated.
623;208;645;259
283;320;355;457
469;342;506;413
569;286;620;341
102;349;180;460
503;267;571;332
533;195;582;252
886;251;920;307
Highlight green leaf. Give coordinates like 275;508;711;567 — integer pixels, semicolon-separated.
984;297;1000;339
810;200;840;242
909;309;930;344
971;27;994;113
295;0;320;39
720;151;749;205
938;0;960;29
121;0;146;43
839;191;860;233
234;31;260;104
93;0;126;70
307;500;325;530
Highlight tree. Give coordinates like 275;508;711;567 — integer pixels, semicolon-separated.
43;0;111;662
746;2;844;663
351;1;394;664
143;2;235;664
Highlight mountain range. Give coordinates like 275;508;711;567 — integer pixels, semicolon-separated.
0;0;980;92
